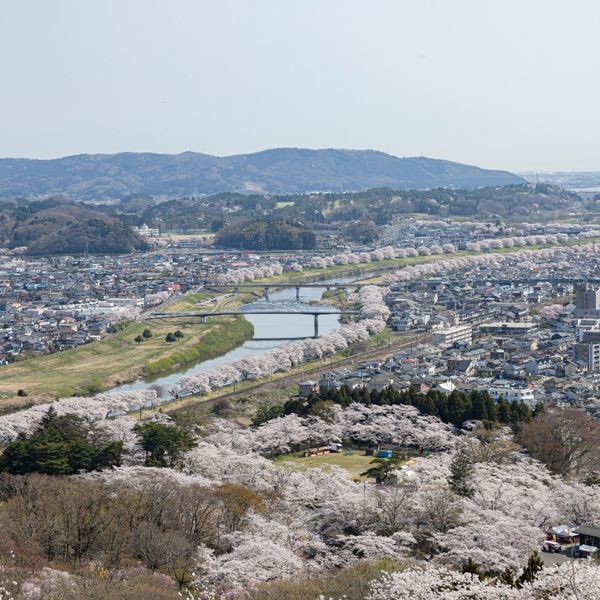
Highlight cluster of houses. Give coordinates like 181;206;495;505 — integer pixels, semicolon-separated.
0;240;382;361
0;249;252;362
303;262;600;411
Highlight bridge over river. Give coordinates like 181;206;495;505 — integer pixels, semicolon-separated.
204;281;384;300
147;308;358;337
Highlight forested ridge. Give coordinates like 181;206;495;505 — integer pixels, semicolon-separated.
215;219;316;250
0;198;146;255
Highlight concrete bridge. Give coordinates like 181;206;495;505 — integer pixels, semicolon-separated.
204;281;383;301
148;308;358;337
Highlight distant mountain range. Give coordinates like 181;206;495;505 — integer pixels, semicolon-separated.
0;148;524;199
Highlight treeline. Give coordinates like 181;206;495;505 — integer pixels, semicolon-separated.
121;183;582;234
215;218;316;250
253;384;536;429
276;183;581;223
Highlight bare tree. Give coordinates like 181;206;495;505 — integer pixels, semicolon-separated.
375;482;414;535
421;486;462;533
518;408;600;477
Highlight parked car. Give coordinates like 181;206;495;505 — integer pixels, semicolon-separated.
542;541;561;553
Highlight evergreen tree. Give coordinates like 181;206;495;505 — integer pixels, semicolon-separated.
447;391;471;426
449;450;475;498
133;421;197;468
462;557;481;578
361;456;404;484
497;398;512;423
0;408;122;475
356;385;371;405
518;551;543;586
338;384;353;407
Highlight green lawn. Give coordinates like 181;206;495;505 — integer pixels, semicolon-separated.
274;450;377;480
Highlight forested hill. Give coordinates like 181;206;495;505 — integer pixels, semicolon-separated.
0;199;147;255
132;183;583;232
0;149;524;199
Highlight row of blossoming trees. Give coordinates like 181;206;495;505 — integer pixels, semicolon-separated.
0;240;591;439
171;285;389;397
212;232;579;285
175;242;599;398
0;241;595;438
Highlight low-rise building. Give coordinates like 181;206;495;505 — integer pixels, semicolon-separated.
432;324;472;346
485;380;536;406
479;321;538;337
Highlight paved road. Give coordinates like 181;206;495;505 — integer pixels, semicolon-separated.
540;551;572;566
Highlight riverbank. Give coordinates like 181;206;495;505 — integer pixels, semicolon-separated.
0;311;253;407
156;329;421;419
246;237;600;288
143;316;253;377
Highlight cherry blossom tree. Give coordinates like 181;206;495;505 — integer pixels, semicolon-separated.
366;562;600;600
0;390;159;443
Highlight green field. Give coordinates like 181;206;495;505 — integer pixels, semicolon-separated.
274;450;377;480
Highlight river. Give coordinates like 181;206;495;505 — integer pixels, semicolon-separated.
114;276;356;397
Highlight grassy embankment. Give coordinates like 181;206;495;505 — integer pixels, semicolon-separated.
148;327;397;419
0;292;254;405
144;317;252;376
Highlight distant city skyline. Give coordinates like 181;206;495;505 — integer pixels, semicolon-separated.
2;0;600;172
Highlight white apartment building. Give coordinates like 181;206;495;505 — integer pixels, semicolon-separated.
431;324;472;346
486;381;536;406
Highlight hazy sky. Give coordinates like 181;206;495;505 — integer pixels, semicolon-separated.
2;0;600;171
